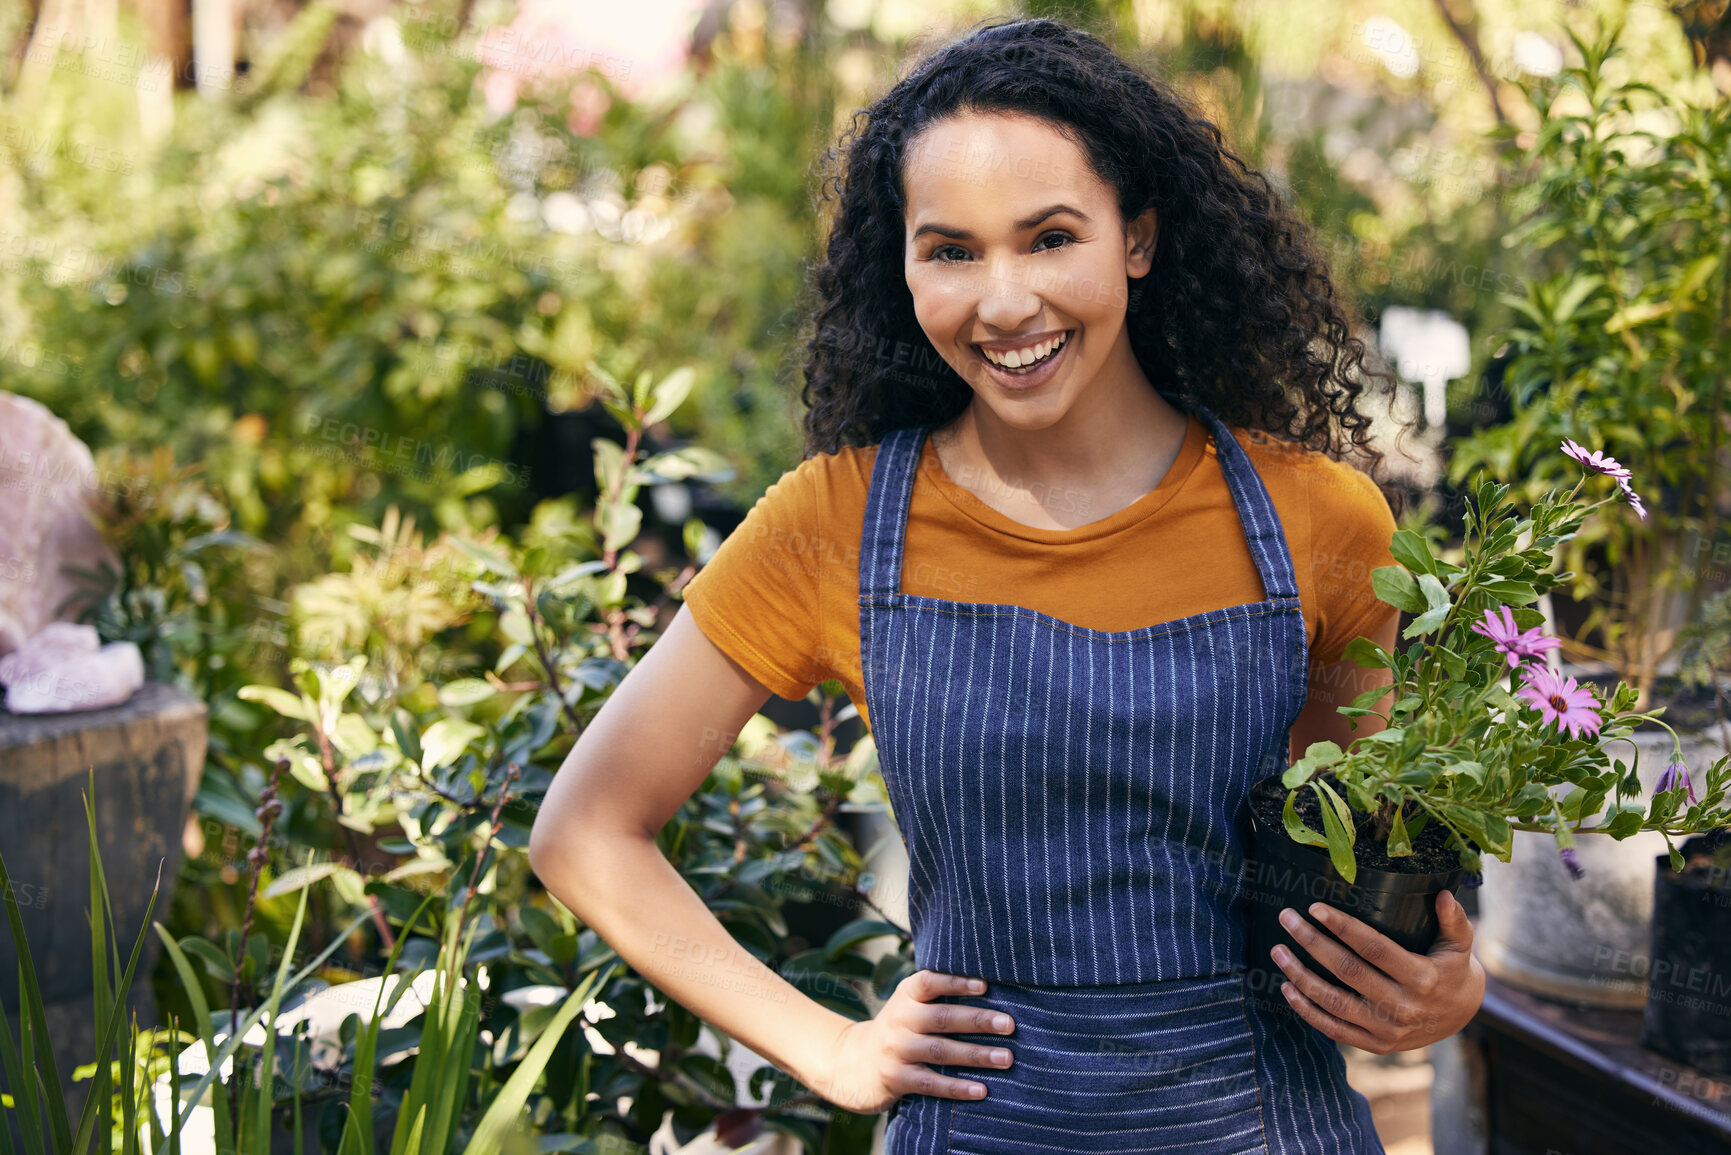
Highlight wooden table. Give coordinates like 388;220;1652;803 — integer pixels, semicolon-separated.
1454;969;1731;1154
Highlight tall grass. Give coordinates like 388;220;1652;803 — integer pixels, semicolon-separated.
0;773;604;1155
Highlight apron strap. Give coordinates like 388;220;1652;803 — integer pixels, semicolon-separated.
1187;400;1302;602
859;424;927;600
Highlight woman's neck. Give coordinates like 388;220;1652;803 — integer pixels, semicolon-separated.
931;382;1192;530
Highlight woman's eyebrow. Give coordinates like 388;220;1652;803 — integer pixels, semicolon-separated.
911;203;1091;241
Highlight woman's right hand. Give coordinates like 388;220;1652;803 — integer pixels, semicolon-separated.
809;969;1017;1114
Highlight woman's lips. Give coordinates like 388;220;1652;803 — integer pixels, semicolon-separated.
974;329;1074;389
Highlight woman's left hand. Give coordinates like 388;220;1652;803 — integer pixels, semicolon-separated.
1268;889;1485;1054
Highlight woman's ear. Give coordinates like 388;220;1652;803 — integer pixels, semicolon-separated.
1126;206;1159;277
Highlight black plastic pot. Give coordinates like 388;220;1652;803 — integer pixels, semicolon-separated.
1640;834;1731;1076
1241;774;1467;1016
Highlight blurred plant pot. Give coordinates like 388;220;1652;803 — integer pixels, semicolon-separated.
1476;685;1730;1009
1640;834;1731;1076
1242;774;1467;1016
0;680;208;1125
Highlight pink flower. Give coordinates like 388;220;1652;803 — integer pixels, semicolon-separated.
1561;438;1632;479
1655;758;1697;804
1515;666;1604;740
1470;605;1561;671
1616;475;1648;521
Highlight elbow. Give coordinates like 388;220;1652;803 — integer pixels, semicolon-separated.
527;808;570;886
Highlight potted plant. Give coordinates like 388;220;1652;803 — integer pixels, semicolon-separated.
1243;446;1731;1013
1639;591;1731;1072
1642;832;1731;1076
1448;24;1731;1006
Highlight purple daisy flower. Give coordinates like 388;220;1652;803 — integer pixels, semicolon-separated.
1515;666;1604;740
1561;438;1633;479
1616;475;1648;521
1470;605;1562;671
1654;758;1697;804
1560;847;1585;880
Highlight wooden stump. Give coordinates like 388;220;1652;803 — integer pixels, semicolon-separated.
0;679;208;1127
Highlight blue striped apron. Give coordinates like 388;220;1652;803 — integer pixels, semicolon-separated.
863;397;1386;1154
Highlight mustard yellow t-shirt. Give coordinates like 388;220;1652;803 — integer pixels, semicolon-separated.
683;411;1398;733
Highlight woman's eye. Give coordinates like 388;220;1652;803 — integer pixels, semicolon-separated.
1035;231;1074;251
927;233;1074;263
932;245;969;262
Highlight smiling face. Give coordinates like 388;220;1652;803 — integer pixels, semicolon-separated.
901;111;1158;432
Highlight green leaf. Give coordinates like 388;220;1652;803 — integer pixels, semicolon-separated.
437;679;497;708
1372;566;1426;613
449;536;518;579
1341;635;1393;669
263;861;360;900
463;969;605;1149
598;500;642;553
1391;761;1433;789
1478;580;1540;605
1403;573;1453;638
642;367;696;427
1312;782;1358;884
1281;791;1327;847
236;684;308;721
1388;529;1436;576
823;919;904;960
1301;740;1345;766
420;718;485;771
1388;806;1413;857
634;446;735;484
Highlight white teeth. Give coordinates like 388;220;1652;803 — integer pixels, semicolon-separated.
983;331;1067;369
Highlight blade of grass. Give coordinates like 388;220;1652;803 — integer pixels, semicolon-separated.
459;967;604;1155
425;979;482;1154
151;930;232;1147
252;851;316;1155
119;1011;138;1155
338;887;440;1155
69;865;161;1155
388;911;471;1155
87;780;113;1155
165;907;371;1140
0;843;72;1153
290;1030;303;1155
0;986;45;1155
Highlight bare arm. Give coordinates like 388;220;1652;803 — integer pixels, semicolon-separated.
1289;609;1399;763
528;603;855;1090
528;604;1015;1111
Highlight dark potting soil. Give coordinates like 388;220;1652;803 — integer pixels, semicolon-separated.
1250;778;1466;876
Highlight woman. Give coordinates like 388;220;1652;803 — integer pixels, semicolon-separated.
530;15;1485;1154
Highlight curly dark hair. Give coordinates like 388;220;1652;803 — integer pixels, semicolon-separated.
795;14;1410;506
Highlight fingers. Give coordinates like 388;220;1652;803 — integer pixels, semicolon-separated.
889;1062;991;1102
888;970;1016;1101
902;968;987;1003
910;997;1016;1041
1300;902;1436;992
1430;890;1475;953
1277;906;1409;1003
1277;980;1387;1053
1270;942;1384;1035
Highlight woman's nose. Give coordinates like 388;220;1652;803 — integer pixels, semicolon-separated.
973;260;1043;328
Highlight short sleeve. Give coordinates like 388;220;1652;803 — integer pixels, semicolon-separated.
681;459;826;701
1309;463;1400;666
